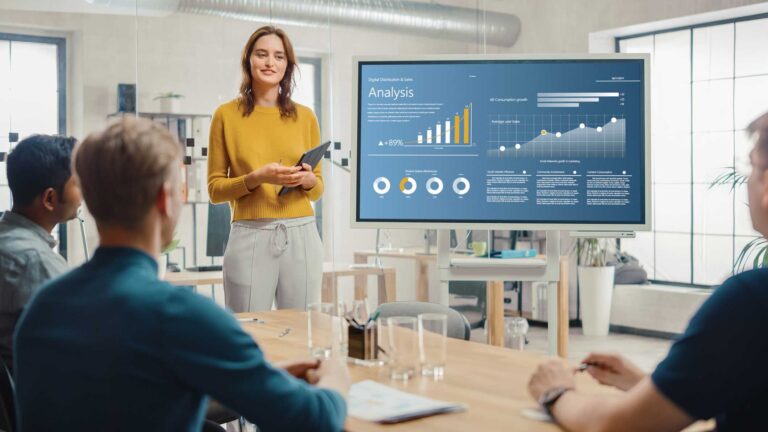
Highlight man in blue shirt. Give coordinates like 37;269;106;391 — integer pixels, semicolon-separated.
14;118;349;431
0;135;81;373
528;111;768;431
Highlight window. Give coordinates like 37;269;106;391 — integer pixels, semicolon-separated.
617;15;768;286
0;33;67;256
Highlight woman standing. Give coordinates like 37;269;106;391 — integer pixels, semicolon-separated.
208;26;324;312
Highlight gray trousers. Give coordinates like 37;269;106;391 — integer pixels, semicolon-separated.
223;217;322;312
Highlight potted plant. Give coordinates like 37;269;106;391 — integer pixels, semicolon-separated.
158;238;180;279
154;92;184;113
577;238;615;336
710;168;768;271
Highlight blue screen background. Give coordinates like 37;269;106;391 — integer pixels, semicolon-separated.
356;59;645;224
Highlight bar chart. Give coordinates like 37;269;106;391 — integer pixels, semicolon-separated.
415;103;472;145
536;92;622;108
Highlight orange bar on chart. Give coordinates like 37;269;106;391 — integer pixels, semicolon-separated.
463;107;469;144
454;114;460;143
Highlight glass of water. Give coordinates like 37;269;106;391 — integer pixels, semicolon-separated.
418;313;447;378
387;316;418;381
308;303;336;359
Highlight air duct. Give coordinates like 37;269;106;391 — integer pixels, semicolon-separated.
5;0;520;46
178;0;520;47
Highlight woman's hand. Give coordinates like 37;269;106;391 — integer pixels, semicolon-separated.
246;162;302;190
580;352;646;391
296;163;318;190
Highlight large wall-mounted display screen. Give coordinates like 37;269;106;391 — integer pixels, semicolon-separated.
353;56;650;230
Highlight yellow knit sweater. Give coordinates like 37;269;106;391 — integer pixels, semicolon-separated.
207;99;324;220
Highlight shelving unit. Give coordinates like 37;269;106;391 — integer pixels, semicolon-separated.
107;111;213;268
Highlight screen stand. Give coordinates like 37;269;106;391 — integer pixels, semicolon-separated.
437;229;563;356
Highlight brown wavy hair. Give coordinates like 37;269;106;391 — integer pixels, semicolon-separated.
238;26;298;120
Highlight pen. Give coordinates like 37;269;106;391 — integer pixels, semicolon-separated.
365;310;381;328
344;317;363;330
577;362;597;372
237;317;265;324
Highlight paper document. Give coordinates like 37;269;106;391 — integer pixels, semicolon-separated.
349;380;465;423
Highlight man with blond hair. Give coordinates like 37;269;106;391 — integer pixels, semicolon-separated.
14;118;349;431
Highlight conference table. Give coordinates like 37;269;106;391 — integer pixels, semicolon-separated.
237;309;594;431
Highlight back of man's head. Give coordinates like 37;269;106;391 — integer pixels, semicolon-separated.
749;111;768;157
74;118;182;230
7;135;77;208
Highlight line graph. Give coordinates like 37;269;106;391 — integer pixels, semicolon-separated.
486;114;626;159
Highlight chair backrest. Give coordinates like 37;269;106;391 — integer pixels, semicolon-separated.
0;357;15;432
206;203;231;258
375;302;471;341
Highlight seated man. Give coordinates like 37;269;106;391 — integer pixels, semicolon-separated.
0;135;81;372
528;111;768;432
14;118;349;431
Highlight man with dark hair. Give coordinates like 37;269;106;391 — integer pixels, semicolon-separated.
0;134;81;372
528;110;768;431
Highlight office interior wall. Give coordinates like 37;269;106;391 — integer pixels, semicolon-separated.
1;0;764;309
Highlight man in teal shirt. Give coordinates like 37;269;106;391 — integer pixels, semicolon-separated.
14;118;349;431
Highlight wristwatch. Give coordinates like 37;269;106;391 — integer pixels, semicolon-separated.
538;386;573;417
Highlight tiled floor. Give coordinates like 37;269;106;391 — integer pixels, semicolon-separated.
470;325;673;373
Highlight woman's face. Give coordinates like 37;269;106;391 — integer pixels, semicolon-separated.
250;34;287;88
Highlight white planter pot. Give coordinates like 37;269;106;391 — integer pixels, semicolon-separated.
158;254;168;279
578;266;615;336
159;98;180;113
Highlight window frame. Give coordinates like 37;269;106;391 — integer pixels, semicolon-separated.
615;12;768;288
0;32;67;259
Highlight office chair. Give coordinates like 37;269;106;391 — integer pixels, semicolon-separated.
0;357;15;432
449;281;487;329
375;302;471;341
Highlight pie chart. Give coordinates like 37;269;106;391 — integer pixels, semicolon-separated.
399;177;417;195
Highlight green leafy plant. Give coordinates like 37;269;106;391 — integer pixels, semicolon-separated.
153;92;184;100
709;166;766;271
708;166;746;191
577;238;610;267
162;238;180;255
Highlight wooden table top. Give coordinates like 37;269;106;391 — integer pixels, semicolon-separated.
237;309;610;431
164;271;224;286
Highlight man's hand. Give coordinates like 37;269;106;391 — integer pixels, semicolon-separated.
309;357;351;399
528;360;576;401
581;353;646;391
275;358;321;384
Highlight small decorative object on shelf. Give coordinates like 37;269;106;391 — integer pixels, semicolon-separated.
154;92;184;114
117;83;136;113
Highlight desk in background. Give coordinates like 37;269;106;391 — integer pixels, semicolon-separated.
353;250;569;357
164;266;398;305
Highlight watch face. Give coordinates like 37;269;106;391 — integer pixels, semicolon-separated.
539;386;570;407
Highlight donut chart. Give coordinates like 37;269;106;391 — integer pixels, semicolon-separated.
399;177;417;195
373;177;391;195
426;177;443;195
452;177;470;195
